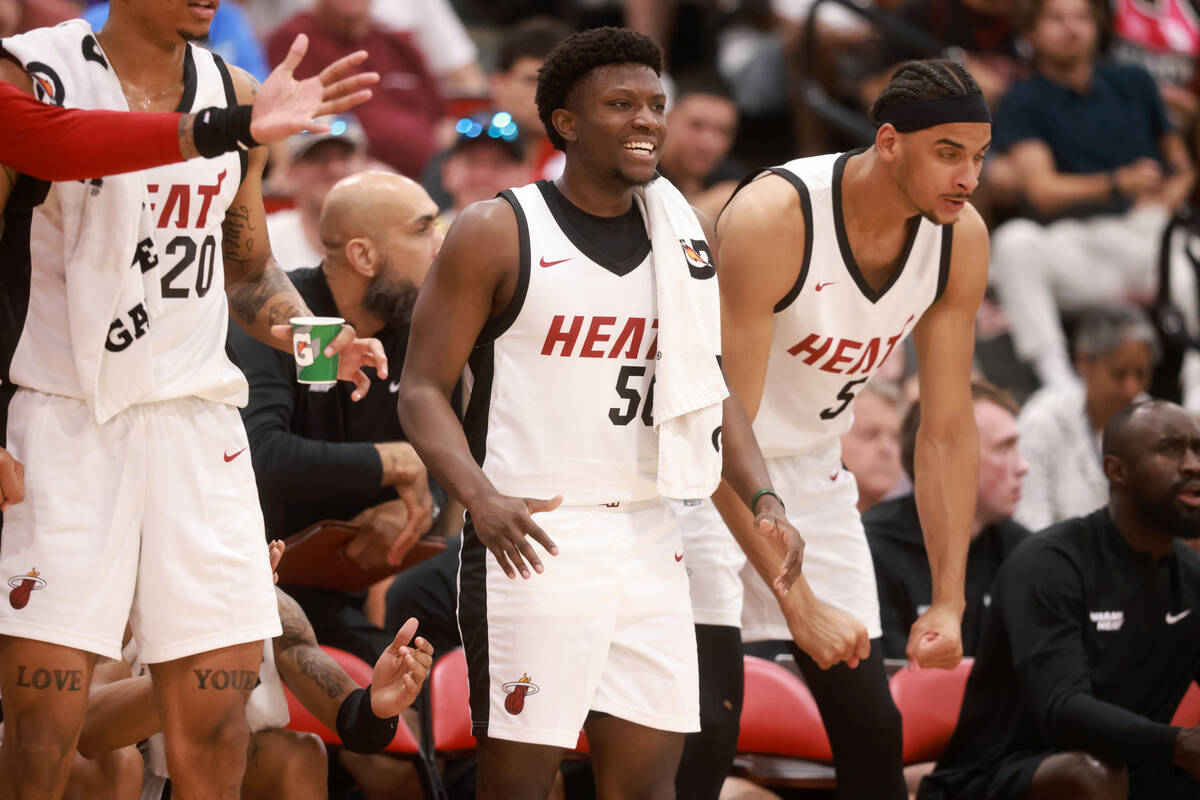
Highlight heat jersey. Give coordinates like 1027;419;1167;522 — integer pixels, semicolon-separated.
2;41;248;409
463;181;661;504
751;151;952;457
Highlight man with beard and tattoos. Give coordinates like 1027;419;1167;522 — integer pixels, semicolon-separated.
233;171;442;661
920;399;1200;800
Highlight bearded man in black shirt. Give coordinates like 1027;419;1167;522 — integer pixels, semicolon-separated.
920;399;1200;800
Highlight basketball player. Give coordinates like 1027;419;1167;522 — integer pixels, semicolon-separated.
0;5;387;800
397;27;803;800
692;59;992;799
0;33;377;181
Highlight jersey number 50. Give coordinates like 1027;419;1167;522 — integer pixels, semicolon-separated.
610;365;655;427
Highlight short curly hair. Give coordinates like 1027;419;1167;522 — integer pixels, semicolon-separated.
536;27;663;151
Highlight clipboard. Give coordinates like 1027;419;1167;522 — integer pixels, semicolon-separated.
277;520;448;592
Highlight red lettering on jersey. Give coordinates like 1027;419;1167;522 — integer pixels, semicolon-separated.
877;314;916;368
820;338;862;374
644;319;659;361
609;317;646;358
147;184;159;212
157;185;190;229
541;315;583;356
848;337;880;374
195;170;227;228
580;316;616;358
787;334;833;364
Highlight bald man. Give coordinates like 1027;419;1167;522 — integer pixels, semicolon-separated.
921;399;1200;800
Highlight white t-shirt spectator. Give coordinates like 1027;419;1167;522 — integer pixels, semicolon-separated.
266;209;323;272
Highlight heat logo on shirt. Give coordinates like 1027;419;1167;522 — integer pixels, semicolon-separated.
786;314;915;375
1090;610;1125;631
541;315;659;360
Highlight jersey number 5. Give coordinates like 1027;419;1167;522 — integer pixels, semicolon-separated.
821;376;869;420
610;365;655;427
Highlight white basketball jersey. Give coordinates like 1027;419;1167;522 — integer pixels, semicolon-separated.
752;152;952;457
464;182;660;504
4;44;248;407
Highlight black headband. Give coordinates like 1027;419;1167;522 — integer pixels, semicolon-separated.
875;94;991;132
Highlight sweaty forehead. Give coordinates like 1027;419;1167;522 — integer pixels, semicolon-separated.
908;121;992;150
573;63;663;100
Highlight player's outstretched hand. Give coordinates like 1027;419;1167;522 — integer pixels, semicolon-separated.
906;603;964;670
469;493;562;580
249;34;379;145
270;323;388;401
782;582;871;670
0;447;25;513
753;493;804;593
370;617;435;717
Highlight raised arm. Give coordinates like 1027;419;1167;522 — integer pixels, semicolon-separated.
906;203;989;670
0;35;376;182
713;174;871;670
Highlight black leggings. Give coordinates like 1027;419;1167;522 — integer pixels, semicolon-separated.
744;638;907;800
676;624;745;800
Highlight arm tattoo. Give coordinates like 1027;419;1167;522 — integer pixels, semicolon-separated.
276;589;318;650
292;646;353;699
227;263;305;326
222;202;257;274
178;114;199;160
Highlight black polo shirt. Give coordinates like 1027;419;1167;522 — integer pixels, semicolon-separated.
922;508;1200;796
864;493;1029;659
228;265;407;540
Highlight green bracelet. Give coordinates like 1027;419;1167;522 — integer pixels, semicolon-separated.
751;488;785;514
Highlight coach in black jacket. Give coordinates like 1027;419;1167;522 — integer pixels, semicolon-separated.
866;380;1030;661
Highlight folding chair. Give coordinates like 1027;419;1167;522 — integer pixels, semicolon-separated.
283;644;446;799
888;658;974;765
733;655;837;789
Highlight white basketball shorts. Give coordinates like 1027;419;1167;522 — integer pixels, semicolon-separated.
457;499;700;748
0;390;281;662
675;499;747;628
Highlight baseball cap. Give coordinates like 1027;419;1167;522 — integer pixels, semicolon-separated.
288;114;368;162
450;111;524;161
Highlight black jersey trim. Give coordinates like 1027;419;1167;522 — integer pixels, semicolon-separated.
831;149;920;305
210;52;249;185
458;513;492;740
476;190;531;346
935;224;954;304
462;342;495;468
535;181;650;277
0;174;50;447
765;168;815;313
174;45;197;115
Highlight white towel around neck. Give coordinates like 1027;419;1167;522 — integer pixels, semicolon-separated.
634;175;728;499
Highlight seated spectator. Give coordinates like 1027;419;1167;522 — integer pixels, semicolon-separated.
267;114;370;271
370;0;488;98
1016;306;1158;531
840;381;908;514
868;380;1029;661
268;0;445;177
439;111;531;228
988;0;1194;390
656;70;745;222
83;0;269;81
919;399;1200;800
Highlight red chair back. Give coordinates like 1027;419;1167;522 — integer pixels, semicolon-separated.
283;645;420;755
1172;682;1200;726
889;659;973;764
737;656;833;762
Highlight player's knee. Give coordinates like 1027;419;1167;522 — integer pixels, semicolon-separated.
276;730;328;786
1040;752;1129;800
5;709;79;779
173;702;252;759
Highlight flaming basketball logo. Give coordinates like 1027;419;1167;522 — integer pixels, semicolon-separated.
8;568;46;610
502;673;539;715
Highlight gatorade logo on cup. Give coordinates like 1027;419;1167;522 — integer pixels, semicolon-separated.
294;332;315;367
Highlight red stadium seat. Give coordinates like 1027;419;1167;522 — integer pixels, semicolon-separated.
431;648;588;758
1172;682;1200;726
734;655;836;789
889;659;974;764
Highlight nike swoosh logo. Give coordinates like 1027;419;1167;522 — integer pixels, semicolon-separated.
540;256;571;268
814;281;836;292
1167;609;1192;624
224;447;247;463
674;552;684;562
389;381;401;394
830;469;839;481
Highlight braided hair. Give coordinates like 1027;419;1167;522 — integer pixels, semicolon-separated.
869;59;982;128
535;27;663;151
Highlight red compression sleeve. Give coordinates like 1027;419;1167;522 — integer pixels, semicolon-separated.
0;81;184;181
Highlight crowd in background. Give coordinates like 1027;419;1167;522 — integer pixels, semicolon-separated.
3;0;1200;797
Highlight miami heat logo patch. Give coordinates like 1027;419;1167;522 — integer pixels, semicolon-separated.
8;568;46;610
679;238;715;280
502;673;539;715
25;62;64;106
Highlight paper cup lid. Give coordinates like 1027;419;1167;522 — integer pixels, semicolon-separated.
290;316;345;326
